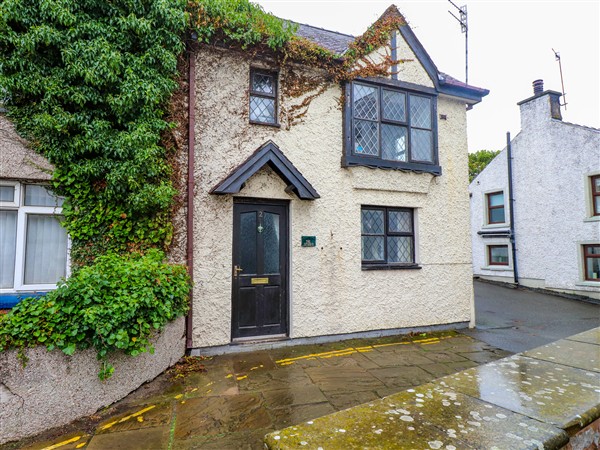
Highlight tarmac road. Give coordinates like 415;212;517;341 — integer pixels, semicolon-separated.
463;280;600;353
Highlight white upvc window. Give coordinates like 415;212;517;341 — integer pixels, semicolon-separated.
0;181;69;292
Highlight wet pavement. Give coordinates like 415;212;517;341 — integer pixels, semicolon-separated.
4;331;511;450
265;327;600;449
465;280;600;353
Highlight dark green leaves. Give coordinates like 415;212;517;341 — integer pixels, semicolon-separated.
1;0;187;263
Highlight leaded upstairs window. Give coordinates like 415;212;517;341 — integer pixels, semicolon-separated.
249;68;278;126
344;81;440;174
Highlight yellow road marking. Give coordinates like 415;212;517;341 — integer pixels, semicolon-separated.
41;436;81;450
75;443;86;449
236;375;247;380
99;405;156;431
274;335;453;366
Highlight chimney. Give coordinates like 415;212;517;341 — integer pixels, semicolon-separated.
517;79;562;127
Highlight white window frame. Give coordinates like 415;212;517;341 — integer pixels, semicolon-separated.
482;188;509;229
0;181;70;293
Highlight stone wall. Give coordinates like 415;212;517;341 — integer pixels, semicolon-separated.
0;317;185;445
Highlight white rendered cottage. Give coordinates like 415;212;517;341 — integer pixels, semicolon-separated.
470;80;600;300
187;6;489;352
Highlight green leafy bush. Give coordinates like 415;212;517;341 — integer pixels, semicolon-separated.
0;250;190;379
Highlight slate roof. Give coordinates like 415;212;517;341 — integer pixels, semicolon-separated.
292;22;354;55
288;14;489;102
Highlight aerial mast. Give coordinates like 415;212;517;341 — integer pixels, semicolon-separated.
448;0;468;84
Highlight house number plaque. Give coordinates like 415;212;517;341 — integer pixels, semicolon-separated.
251;277;269;285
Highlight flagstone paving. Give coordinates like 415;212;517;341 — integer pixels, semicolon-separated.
4;331;511;450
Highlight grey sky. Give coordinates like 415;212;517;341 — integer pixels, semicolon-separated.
254;0;600;152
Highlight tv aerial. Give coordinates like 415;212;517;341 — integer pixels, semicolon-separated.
448;0;468;84
552;49;568;110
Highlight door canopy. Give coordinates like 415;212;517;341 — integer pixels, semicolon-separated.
210;141;320;200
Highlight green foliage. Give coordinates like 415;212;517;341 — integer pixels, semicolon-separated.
469;149;501;182
190;0;297;51
0;250;190;379
1;0;188;263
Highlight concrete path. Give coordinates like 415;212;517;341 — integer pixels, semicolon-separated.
464;280;600;353
7;331;510;450
265;327;600;449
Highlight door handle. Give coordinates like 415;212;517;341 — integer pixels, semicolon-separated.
233;265;243;278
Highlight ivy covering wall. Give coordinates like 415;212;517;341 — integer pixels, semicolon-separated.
0;0;404;374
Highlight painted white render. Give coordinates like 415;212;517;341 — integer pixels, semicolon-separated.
190;22;485;349
470;86;600;300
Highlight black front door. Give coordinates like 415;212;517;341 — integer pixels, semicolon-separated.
232;199;288;339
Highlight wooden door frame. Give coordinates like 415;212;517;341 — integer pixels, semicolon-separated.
231;197;290;341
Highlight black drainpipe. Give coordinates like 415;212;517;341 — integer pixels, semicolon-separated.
185;35;197;350
506;132;519;285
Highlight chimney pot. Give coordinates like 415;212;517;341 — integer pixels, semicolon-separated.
533;79;544;95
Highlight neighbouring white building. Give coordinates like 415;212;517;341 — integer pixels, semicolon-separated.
470;80;600;300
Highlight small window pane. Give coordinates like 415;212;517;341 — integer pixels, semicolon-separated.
0;185;15;202
381;124;407;161
0;211;18;288
586;246;600;255
263;212;280;274
382;89;406;122
411;129;433;162
388;236;413;263
362;209;384;234
593;177;600;193
354;120;379;156
24;185;64;207
488;192;504;207
410;95;431;129
353;84;378;120
24;214;68;285
388;210;412;233
252;73;274;94
490;246;509;265
585;257;600;280
240;212;257;275
362;236;384;261
595;197;600;214
249;96;276;124
489;207;505;224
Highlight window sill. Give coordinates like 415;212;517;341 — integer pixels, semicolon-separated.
343;155;442;176
481;223;510;229
576;281;600;287
249;120;281;128
362;264;422;271
583;216;600;222
481;265;512;271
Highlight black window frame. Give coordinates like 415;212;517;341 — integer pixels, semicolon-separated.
361;206;420;270
343;78;440;175
249;68;279;127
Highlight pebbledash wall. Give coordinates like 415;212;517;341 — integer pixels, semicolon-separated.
189;32;480;350
470;85;600;300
